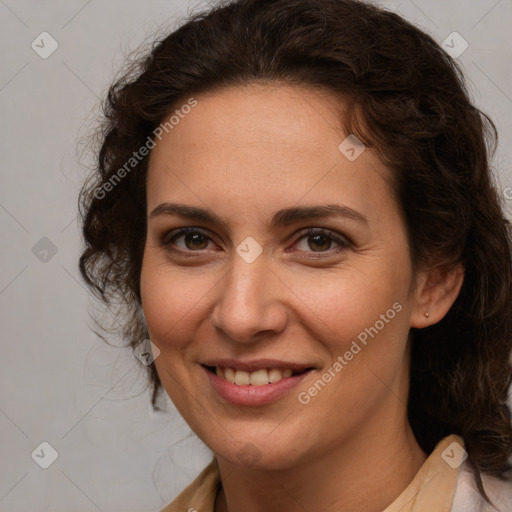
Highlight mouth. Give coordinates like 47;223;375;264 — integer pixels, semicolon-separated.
203;365;313;386
200;359;316;406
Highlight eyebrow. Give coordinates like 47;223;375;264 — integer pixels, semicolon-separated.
149;203;368;229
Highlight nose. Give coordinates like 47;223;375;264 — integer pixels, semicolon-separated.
210;253;288;344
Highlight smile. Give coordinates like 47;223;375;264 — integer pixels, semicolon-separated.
207;366;309;385
202;362;314;406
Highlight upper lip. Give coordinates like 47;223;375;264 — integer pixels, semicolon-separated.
201;358;314;372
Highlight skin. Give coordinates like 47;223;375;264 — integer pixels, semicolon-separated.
140;83;464;512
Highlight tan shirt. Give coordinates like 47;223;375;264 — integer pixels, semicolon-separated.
161;435;512;512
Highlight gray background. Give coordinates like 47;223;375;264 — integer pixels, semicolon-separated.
1;0;511;511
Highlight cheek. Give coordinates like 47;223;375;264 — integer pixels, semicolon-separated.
287;259;411;352
140;253;212;350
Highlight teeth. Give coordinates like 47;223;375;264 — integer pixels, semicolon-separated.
224;367;236;384
268;368;282;383
249;369;269;386
215;366;300;385
234;370;250;385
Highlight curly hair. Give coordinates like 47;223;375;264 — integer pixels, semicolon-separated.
79;0;512;501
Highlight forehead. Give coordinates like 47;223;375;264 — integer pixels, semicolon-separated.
146;84;393;217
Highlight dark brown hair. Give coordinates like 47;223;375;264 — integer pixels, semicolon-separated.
79;0;512;501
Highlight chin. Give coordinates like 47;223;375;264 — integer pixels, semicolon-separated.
208;430;311;471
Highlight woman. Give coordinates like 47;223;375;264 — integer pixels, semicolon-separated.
79;0;512;510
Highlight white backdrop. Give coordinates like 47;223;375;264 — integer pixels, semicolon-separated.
1;1;511;511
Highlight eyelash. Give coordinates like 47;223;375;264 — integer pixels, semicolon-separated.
162;227;352;258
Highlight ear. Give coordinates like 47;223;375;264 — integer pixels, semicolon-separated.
410;264;464;328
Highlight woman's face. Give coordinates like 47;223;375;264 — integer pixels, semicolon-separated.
141;84;425;469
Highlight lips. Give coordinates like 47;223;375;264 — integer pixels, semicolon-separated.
201;359;314;406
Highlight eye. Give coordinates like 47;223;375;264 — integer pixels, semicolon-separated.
163;228;216;252
162;227;351;258
291;228;351;256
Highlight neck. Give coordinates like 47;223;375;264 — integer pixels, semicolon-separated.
215;415;427;512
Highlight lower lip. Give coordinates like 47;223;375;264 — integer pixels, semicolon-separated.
203;366;312;406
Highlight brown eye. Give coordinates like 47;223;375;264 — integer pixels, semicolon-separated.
293;228;350;255
183;232;209;250
307;234;332;252
164;228;215;252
